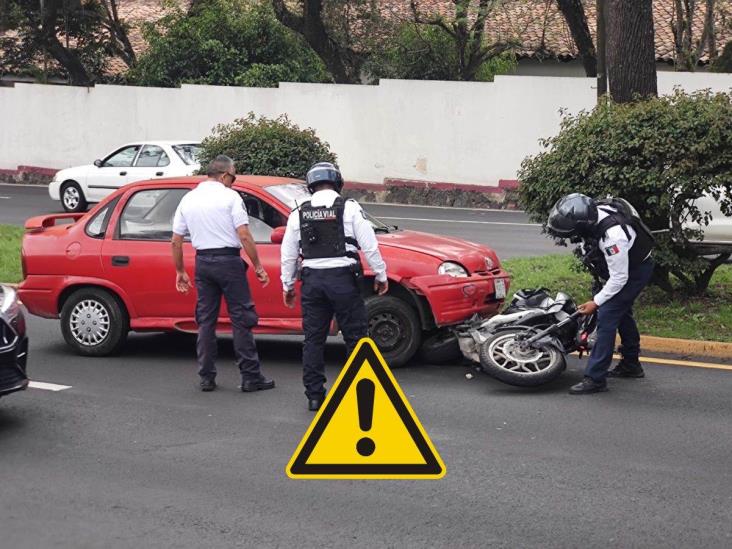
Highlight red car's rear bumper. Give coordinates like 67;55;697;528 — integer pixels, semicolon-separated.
18;276;61;319
403;270;510;326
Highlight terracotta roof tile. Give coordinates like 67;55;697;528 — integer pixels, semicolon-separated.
2;0;731;78
404;0;732;62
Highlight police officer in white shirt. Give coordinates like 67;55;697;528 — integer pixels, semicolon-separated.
547;193;654;395
171;155;274;393
281;162;388;411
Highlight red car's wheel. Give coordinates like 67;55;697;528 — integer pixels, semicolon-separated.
366;296;421;368
60;288;129;356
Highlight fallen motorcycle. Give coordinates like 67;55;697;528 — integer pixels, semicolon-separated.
454;288;597;387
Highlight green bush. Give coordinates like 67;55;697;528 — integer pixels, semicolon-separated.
518;90;732;294
198;113;337;178
126;0;330;87
364;23;516;82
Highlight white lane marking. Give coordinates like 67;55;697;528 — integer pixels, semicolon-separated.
363;201;526;214
377;216;540;227
28;381;72;391
0;196;10;199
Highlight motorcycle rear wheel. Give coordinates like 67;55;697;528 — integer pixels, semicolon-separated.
479;329;566;387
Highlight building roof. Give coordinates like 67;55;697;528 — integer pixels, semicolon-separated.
3;0;731;79
403;0;732;63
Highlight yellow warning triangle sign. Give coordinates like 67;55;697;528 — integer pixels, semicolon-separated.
286;338;446;480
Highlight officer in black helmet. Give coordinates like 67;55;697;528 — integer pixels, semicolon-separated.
280;162;389;410
547;193;654;394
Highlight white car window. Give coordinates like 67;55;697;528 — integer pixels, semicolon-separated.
172;144;202;166
136;145;170;168
102;145;141;168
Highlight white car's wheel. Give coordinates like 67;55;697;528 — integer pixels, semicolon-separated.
61;181;88;213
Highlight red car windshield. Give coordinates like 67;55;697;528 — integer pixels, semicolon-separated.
264;183;392;232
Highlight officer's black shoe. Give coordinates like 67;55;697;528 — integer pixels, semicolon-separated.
241;376;275;392
568;376;608;395
200;379;217;392
308;397;325;412
608;359;645;378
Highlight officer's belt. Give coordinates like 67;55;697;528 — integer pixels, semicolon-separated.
196;247;241;256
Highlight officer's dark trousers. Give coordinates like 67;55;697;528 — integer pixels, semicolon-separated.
194;255;261;382
585;258;654;382
301;267;368;399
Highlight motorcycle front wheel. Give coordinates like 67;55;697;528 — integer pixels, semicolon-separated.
479;329;566;387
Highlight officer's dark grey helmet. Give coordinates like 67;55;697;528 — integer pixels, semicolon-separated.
547;193;599;238
306;162;344;194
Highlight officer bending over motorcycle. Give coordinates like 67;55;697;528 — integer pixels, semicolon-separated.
281;162;389;411
547;193;655;395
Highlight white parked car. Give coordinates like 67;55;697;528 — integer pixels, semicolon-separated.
682;192;732;252
49;141;202;212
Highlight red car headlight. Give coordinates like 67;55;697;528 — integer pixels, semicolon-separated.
438;261;469;277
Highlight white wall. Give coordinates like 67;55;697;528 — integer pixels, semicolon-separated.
2;72;731;186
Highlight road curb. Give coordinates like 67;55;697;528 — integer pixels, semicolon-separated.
639;335;732;360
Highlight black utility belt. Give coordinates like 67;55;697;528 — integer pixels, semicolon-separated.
196;247;241;257
302;266;354;274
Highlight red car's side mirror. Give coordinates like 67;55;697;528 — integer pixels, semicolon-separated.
270;226;286;244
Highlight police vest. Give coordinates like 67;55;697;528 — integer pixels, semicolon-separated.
582;209;654;281
299;197;360;260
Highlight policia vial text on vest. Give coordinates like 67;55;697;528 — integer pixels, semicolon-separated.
280;162;388;412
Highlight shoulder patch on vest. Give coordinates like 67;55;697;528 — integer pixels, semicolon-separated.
605;244;620;256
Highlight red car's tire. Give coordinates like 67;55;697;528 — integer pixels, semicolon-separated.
60;288;129;356
366;296;421;368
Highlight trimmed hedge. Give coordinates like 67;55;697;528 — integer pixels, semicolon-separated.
198;113;337;179
518;90;732;294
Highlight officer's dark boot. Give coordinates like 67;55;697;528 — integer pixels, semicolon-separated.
569;376;608;395
241;376;275;392
608;358;645;378
308;390;326;412
200;378;217;392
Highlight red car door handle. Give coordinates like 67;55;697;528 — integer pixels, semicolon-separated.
111;256;129;266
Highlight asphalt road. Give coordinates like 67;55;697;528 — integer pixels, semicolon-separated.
3;182;731;547
2;316;732;548
0;183;560;258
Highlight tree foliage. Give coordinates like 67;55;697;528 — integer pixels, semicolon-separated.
0;0;134;85
408;0;518;82
365;22;515;82
198;113;337;179
272;0;380;84
518;90;732;294
126;0;329;87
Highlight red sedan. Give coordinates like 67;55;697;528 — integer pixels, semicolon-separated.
19;176;510;366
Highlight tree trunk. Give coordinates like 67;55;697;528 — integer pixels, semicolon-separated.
556;0;597;77
272;0;360;83
606;0;657;102
100;0;136;68
41;0;93;86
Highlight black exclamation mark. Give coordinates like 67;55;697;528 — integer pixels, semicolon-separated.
356;379;376;457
